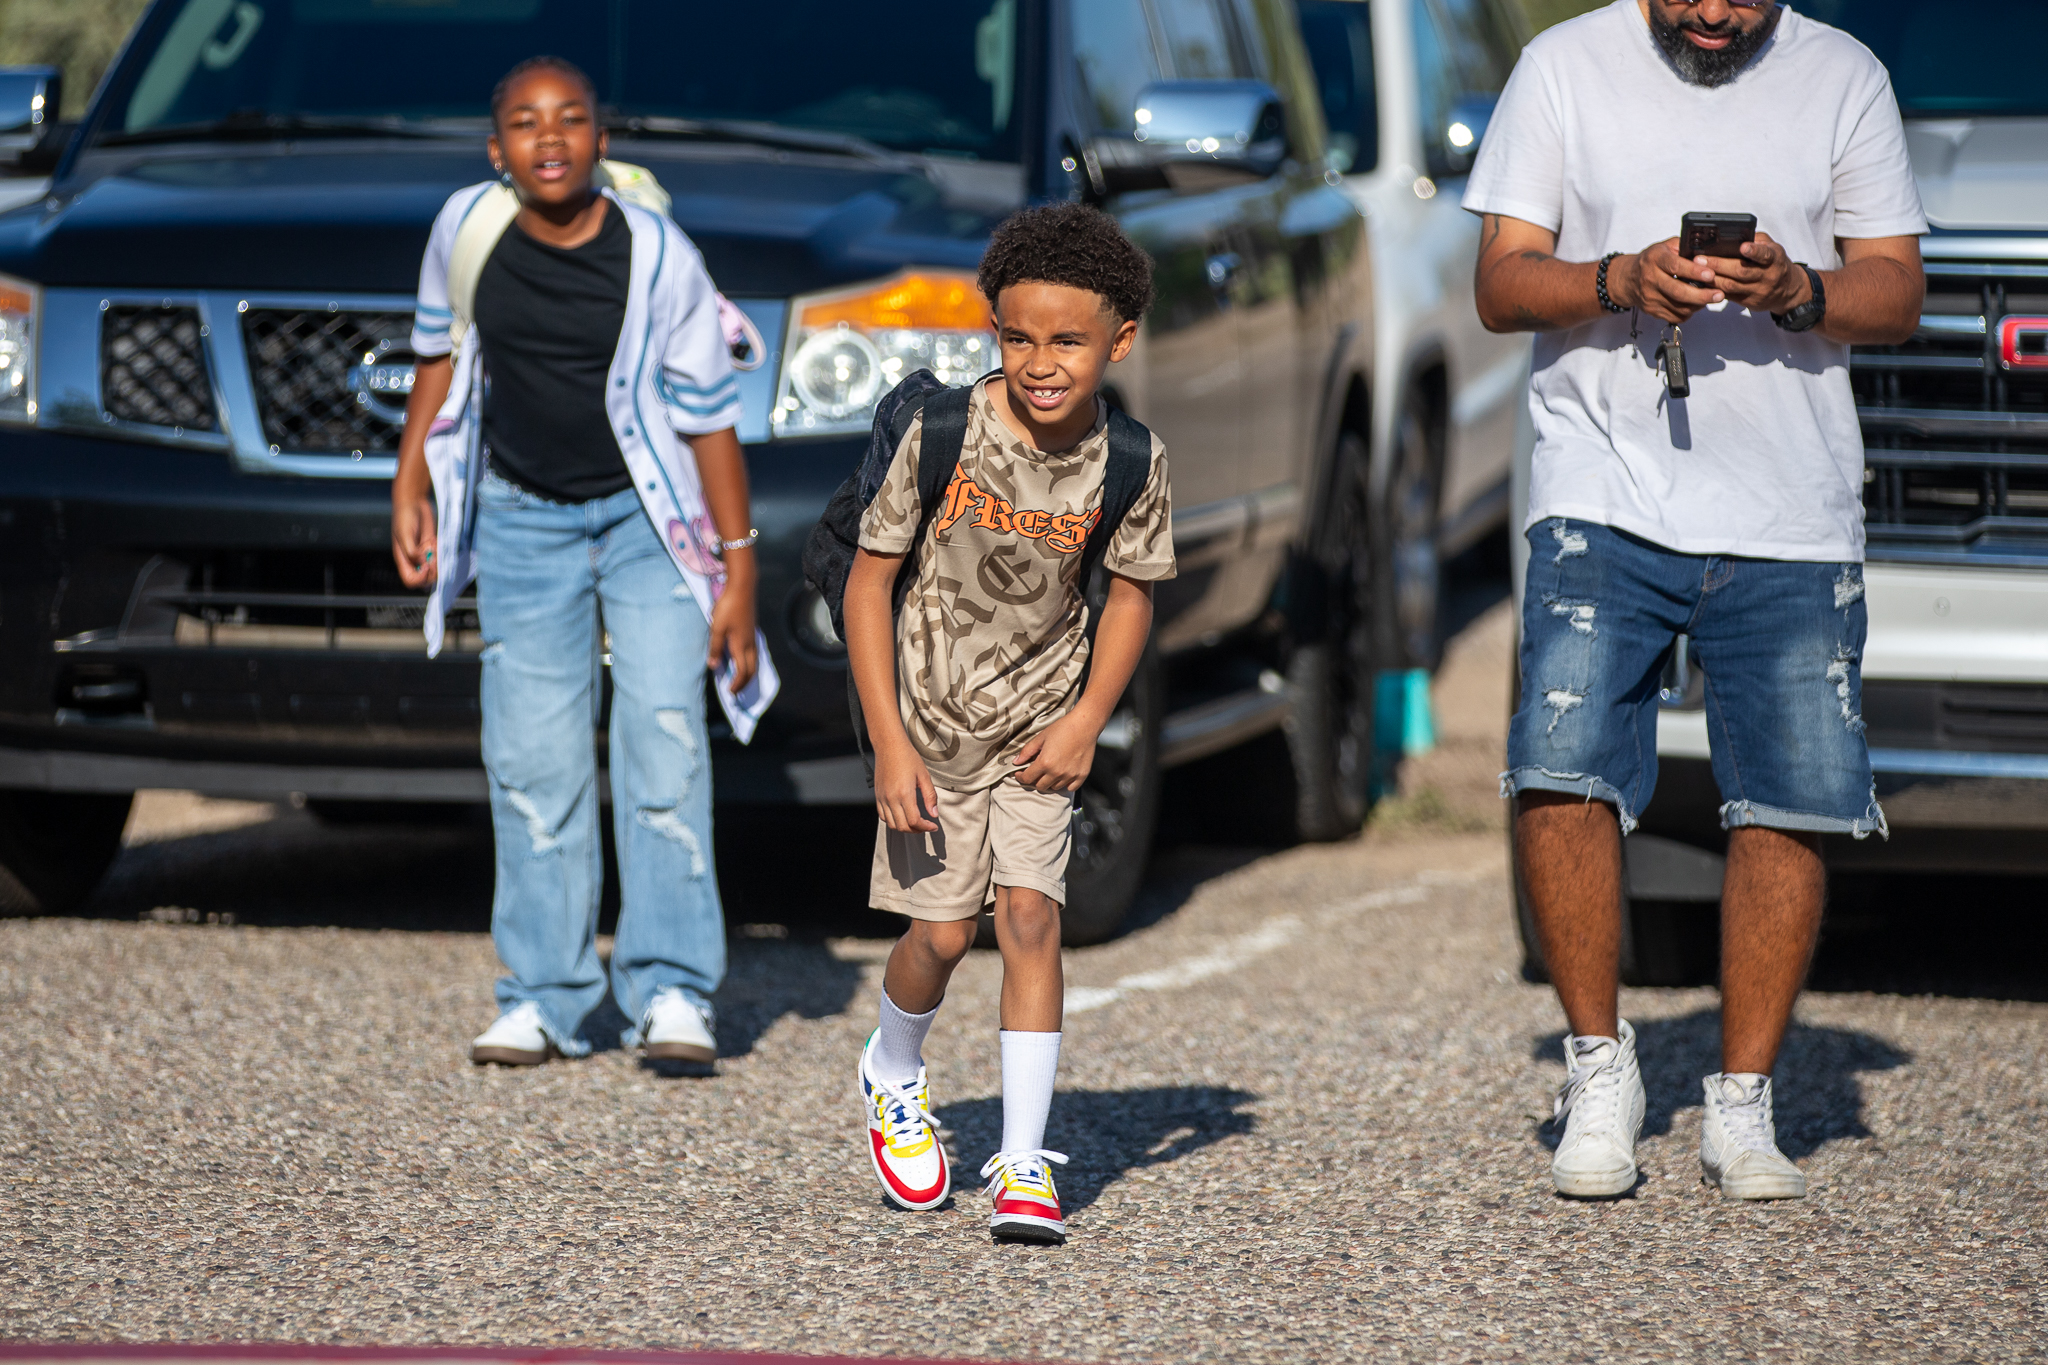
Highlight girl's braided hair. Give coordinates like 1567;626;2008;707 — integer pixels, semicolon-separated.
490;56;597;130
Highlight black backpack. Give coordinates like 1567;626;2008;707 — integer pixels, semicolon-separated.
799;368;1154;767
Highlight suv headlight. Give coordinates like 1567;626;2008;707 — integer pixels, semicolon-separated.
0;273;38;423
773;270;995;438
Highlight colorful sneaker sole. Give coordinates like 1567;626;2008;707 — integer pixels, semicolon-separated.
866;1130;951;1210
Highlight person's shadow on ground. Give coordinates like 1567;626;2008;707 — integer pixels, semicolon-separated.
935;1085;1258;1215
1530;1009;1909;1160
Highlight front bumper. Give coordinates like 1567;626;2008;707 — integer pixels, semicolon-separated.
0;427;871;804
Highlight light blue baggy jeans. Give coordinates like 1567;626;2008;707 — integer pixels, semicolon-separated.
474;468;726;1055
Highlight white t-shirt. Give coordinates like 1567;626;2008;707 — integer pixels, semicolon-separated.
1463;0;1927;562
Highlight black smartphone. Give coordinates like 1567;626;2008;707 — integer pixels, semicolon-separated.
1679;211;1757;259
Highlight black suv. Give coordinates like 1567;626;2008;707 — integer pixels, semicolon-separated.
0;0;1382;940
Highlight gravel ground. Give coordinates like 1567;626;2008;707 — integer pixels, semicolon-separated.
4;602;2045;1362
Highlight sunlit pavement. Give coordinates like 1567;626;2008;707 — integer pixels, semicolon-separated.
4;603;2044;1362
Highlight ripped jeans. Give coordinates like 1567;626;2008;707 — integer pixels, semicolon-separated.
1505;518;1885;839
475;469;725;1054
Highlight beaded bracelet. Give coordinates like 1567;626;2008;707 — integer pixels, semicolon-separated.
1595;251;1627;314
719;529;760;552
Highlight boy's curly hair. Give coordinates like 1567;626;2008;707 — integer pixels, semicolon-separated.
491;56;597;130
978;202;1155;324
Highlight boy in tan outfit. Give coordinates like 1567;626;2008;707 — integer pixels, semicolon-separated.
844;203;1173;1243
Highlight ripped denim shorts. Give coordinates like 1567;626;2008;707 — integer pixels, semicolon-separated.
1504;518;1886;839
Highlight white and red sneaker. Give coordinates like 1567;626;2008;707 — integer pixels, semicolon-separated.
980;1149;1068;1244
858;1031;950;1210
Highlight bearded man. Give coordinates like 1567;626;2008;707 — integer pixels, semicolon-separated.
1464;0;1926;1200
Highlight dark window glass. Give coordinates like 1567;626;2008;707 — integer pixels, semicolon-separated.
1297;0;1378;174
106;0;1024;159
1152;0;1246;79
1804;0;2048;118
1411;0;1458;178
1070;0;1165;134
1429;0;1512;98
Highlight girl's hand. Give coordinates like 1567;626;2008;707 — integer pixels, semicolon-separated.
391;482;438;588
707;555;758;692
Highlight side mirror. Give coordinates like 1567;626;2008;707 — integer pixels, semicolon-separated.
1086;80;1287;197
1437;93;1496;177
0;66;60;161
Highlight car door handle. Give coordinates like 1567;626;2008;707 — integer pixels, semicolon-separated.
1205;252;1243;290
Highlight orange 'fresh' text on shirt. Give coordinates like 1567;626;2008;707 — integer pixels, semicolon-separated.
933;468;1100;554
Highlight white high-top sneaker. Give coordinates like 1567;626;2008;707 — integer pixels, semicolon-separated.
1700;1072;1807;1200
1550;1019;1646;1198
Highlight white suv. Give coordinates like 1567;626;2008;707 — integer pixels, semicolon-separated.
1297;0;1534;668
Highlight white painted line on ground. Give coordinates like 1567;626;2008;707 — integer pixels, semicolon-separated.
1065;866;1498;1014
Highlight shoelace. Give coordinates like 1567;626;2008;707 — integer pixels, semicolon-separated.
1715;1083;1779;1154
979;1148;1068;1199
1555;1053;1624;1130
870;1072;939;1153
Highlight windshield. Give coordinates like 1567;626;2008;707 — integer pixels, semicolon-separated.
1802;0;2048;119
96;0;1022;159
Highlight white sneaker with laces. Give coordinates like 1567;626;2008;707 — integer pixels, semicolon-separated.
1701;1072;1807;1200
1550;1019;1646;1198
470;1000;554;1066
858;1031;950;1210
982;1148;1068;1244
642;988;717;1063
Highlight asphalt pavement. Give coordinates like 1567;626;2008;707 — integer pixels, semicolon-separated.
3;601;2045;1362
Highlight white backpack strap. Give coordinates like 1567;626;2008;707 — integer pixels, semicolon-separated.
598;159;672;216
445;183;520;362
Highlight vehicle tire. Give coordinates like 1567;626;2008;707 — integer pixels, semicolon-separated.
1060;643;1163;946
1284;429;1377;842
1509;818;1721;988
0;788;134;916
1385;387;1445;671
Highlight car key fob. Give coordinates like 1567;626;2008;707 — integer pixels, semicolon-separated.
1656;326;1689;399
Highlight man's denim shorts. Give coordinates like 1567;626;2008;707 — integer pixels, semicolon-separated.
1504;518;1886;839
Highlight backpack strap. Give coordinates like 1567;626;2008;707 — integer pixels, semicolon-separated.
890;377;982;604
445;184;521;365
1078;406;1155;600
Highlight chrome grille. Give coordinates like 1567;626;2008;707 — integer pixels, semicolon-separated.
1856;258;2048;563
100;306;216;431
242;308;415;455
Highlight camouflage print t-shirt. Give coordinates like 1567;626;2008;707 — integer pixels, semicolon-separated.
857;379;1175;792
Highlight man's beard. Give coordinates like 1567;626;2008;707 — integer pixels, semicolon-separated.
1650;2;1778;87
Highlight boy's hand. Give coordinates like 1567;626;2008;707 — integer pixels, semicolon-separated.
1012;711;1099;793
875;740;940;833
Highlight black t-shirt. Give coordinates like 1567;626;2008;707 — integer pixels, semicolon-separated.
475;203;633;503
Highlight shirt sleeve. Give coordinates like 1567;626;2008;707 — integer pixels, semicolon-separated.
657;223;744;435
1102;436;1176;582
857;419;925;555
1830;64;1929;241
409;188;473;358
1460;45;1566;234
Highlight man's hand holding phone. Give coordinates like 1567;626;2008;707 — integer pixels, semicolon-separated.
1613;239;1725;324
1712;232;1812;315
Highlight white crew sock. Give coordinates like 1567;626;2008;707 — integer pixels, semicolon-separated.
871;991;938;1086
999;1030;1063;1154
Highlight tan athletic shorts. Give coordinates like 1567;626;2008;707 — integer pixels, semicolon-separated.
870;779;1073;921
